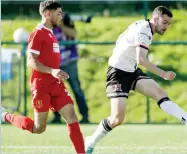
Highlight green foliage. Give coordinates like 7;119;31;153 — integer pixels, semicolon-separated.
2;9;187;123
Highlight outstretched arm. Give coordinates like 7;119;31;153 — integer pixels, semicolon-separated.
136;47;176;80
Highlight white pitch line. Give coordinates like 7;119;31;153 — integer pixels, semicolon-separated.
2;145;187;150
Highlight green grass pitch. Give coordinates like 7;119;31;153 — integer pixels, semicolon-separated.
1;124;187;154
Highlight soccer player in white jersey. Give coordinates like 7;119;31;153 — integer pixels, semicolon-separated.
85;6;187;153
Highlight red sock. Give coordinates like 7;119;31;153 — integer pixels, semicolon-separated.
5;113;34;133
68;122;85;154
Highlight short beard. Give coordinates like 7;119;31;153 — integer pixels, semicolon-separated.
156;29;164;35
155;26;162;35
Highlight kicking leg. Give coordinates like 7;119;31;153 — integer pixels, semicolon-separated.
32;111;48;134
1;107;34;133
135;79;187;124
85;97;126;153
1;106;48;134
1;89;50;133
58;104;85;154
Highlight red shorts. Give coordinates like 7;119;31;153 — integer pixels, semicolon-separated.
31;81;73;112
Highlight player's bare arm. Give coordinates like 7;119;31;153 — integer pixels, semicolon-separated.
136;47;176;80
27;52;69;80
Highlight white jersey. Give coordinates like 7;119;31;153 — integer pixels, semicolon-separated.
109;19;153;72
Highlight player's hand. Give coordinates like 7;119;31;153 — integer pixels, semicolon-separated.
162;71;176;80
51;69;69;80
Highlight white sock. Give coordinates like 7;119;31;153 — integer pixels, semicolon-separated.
160;100;187;124
89;119;112;147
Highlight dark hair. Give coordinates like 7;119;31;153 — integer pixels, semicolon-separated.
39;0;62;15
63;13;75;28
153;6;173;17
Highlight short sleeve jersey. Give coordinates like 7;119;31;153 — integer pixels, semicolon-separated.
109;19;153;72
28;24;60;90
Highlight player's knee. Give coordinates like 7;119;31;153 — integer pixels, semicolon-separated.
153;88;168;101
33;124;47;134
111;115;124;127
36;126;46;134
65;111;78;124
70;111;78;122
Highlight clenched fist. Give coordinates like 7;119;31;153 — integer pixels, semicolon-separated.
162;71;176;80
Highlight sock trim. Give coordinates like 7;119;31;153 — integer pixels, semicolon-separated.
182;117;187;124
68;122;79;126
102;118;112;132
157;97;170;108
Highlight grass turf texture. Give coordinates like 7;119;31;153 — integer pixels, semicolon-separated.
1;124;187;154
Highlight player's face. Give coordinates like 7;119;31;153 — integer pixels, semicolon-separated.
50;8;63;27
155;14;172;35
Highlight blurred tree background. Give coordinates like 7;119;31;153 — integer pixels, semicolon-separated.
2;1;187;19
2;1;187;124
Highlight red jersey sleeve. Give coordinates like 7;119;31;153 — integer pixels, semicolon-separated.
28;30;43;55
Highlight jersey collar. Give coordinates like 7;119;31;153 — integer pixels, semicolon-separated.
37;23;53;33
146;19;154;36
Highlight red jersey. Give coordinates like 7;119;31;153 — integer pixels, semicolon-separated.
28;24;60;90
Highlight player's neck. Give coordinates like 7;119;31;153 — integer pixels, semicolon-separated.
41;18;53;30
149;19;156;34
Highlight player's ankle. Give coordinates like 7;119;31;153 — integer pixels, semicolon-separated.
1;112;8;122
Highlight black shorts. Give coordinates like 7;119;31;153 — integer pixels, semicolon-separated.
106;66;151;98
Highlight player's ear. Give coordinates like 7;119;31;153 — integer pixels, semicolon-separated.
153;16;158;24
44;10;51;18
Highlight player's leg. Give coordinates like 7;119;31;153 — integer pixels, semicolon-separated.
59;105;85;154
135;78;187;124
85;66;131;153
1;107;34;133
32;111;48;134
51;82;85;154
85;97;126;153
1;90;50;134
30;90;50;133
1;108;48;134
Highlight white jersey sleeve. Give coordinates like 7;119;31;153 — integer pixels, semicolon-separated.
109;19;153;72
135;23;152;50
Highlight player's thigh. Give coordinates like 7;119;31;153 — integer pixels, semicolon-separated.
58;104;78;124
50;82;73;112
32;89;51;112
110;97;127;119
106;66;133;99
135;79;168;101
50;83;75;123
32;90;50;132
33;111;48;130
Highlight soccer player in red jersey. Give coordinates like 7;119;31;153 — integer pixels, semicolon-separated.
1;1;85;153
